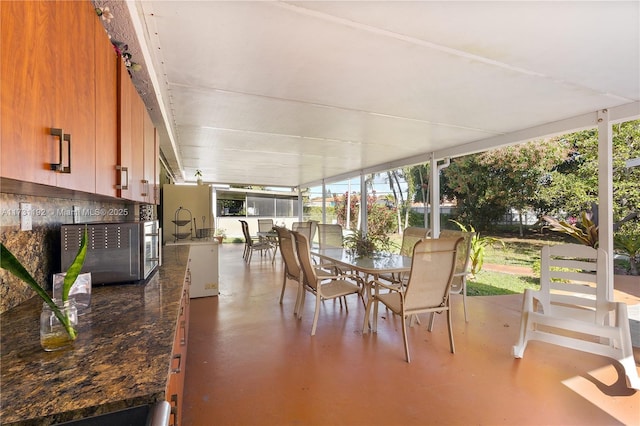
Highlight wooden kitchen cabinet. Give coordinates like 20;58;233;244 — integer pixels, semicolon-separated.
167;267;191;426
1;0;56;187
130;86;146;202
2;0;157;202
117;60;134;201
95;12;120;198
118;59;154;203
1;0;104;193
143;111;160;204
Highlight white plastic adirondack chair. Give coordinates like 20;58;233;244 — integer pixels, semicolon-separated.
512;243;639;389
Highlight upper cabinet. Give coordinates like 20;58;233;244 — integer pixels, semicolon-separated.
95;14;120;199
143;110;160;204
118;60;158;204
1;0;105;193
1;0;158;204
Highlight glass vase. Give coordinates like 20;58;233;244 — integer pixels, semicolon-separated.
40;300;78;351
53;272;92;313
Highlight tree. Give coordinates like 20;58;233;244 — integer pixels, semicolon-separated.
401;166;417;229
441;154;508;230
536;130;600;215
539;120;640;230
385;170;403;233
408;164;431;227
476;140;569;235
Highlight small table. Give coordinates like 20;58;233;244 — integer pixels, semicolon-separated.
257;230;279;263
257;230;277;239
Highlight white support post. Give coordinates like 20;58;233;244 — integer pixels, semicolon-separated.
429;154;440;237
297;187;304;221
321;180;327;224
597;109;614;301
360;173;367;235
346;180;351;228
211;187;218;230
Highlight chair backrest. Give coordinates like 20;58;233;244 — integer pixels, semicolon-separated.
258;219;274;233
403;237;462;312
292;221;318;244
400;227;431;256
292;221;308;232
291;231;319;291
240;220;254;247
539;243;608;323
439;229;474;290
317;224;344;248
275;227;301;281
309;220;318;243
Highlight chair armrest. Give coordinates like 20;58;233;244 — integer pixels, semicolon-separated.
370;279;401;292
338;272;365;285
314;266;340;279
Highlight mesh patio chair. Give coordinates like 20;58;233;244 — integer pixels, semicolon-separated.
292;231;364;335
363;237;462;362
436;229;474;322
276;227;336;314
315;223;347;273
275;226;303;313
240;220;273;263
258;219;274;233
317;223;344;248
379;226;430;287
292;221;318;245
257;219;279;263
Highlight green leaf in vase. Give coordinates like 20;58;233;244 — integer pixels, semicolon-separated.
62;228;88;303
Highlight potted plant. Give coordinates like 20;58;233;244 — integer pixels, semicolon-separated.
1;228;88;351
195;169;203;185
343;229;393;257
214;228;226;244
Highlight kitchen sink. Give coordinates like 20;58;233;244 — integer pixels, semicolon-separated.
58;401;170;426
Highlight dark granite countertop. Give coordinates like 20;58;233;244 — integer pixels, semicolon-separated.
0;245;191;425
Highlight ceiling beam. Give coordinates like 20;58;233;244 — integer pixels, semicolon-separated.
301;101;640;189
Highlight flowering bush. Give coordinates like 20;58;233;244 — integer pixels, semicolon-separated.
333;191;397;235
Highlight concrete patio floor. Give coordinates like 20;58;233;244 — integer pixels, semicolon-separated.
182;243;639;425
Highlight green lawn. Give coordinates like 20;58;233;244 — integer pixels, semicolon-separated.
467;232;564;296
467;270;539;296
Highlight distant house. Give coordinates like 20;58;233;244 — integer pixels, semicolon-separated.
307;197;336;208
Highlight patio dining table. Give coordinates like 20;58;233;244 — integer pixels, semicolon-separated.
310;247;412;301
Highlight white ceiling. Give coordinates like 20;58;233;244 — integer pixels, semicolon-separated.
100;1;640;187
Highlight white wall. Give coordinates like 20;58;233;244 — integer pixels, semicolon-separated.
162;184;213;244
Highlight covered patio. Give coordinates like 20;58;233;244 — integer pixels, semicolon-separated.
182;244;639;425
100;2;640;422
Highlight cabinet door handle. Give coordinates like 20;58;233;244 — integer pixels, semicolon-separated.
141;179;149;196
170;394;179;426
115;165;129;189
171;353;182;373
49;128;71;173
180;320;187;346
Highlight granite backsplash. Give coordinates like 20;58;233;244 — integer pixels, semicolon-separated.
0;192;143;313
